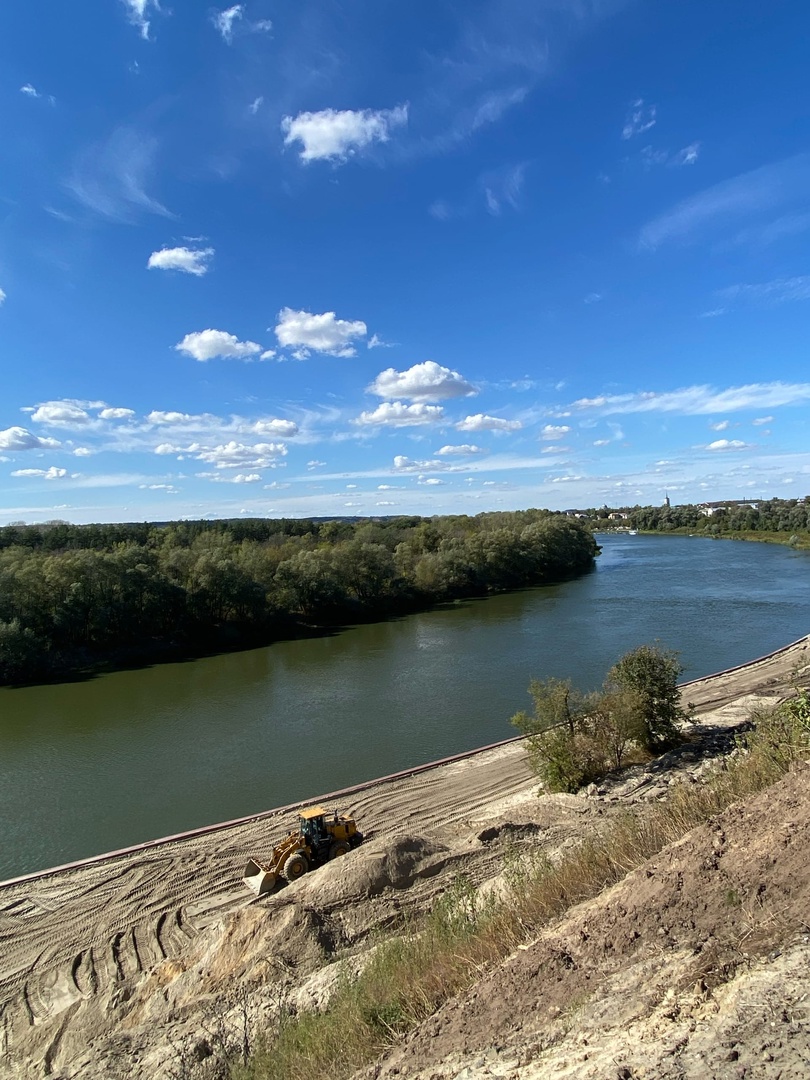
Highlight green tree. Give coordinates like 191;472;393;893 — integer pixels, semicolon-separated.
605;643;684;749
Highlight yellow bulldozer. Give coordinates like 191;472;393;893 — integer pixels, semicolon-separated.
243;805;363;895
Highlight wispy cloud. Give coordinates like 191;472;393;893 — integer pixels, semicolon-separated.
431;162;527;220
406;0;623;157
121;0;162;40
568;381;810;417
213;4;243;42
20;83;55;105
641;142;700;169
716;275;810;308
67;128;171;222
640;153;810;249
622;98;656;139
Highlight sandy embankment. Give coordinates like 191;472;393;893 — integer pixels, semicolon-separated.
0;635;808;1079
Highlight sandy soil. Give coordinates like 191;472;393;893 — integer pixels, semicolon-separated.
369;765;810;1080
0;635;808;1079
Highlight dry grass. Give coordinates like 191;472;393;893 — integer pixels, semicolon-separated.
232;692;810;1080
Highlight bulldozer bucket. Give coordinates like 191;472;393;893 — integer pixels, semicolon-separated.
243;858;277;896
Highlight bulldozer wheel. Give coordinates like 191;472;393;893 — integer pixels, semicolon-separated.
329;841;351;860
283;852;309;882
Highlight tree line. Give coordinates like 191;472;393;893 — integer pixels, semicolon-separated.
0;511;598;685
587;497;810;536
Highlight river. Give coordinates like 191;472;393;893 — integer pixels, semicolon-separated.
1;533;809;879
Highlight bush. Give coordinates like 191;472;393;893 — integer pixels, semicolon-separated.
511;643;685;792
605;643;684;750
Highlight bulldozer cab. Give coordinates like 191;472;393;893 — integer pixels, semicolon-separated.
299;806;330;849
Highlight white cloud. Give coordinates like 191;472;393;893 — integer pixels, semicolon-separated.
147;246;214;276
99;407;136;420
20;84;39;98
250;419;299;438
705;439;751;451
541;424;570;440
569;382;810;417
752;416;774;426
394;456;444;472
121;0;161;39
435;444;484;456
593;439;610;447
195;441;287;469
0;288;5;305
622;99;656;140
11;466;68;480
259;349;276;360
640;153;810;249
307;460;326;469
354;403;445;427
0;426;61;451
73;447;93;457
709;420;730;431
175;329;263;361
420;477;444;485
369;361;476;403
583;292;602;304
377;500;396;507
249;96;264;115
147;411;204;424
456;414;521;432
30;401;91;426
232;472;262;484
213;4;242;42
281;106;408;163
274;307;367;357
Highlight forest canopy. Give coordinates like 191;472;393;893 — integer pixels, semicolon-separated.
0;511;598;685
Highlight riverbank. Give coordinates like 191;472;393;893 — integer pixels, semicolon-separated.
0;634;808;1078
632;526;810;549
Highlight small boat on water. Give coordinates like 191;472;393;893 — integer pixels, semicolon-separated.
628;529;638;535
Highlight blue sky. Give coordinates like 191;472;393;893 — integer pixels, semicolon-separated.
2;0;810;524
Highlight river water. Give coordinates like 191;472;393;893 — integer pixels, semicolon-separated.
1;533;809;879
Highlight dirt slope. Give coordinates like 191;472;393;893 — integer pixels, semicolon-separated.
368;766;810;1080
0;636;807;1078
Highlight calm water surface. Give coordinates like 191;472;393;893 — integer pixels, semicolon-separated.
1;534;809;878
